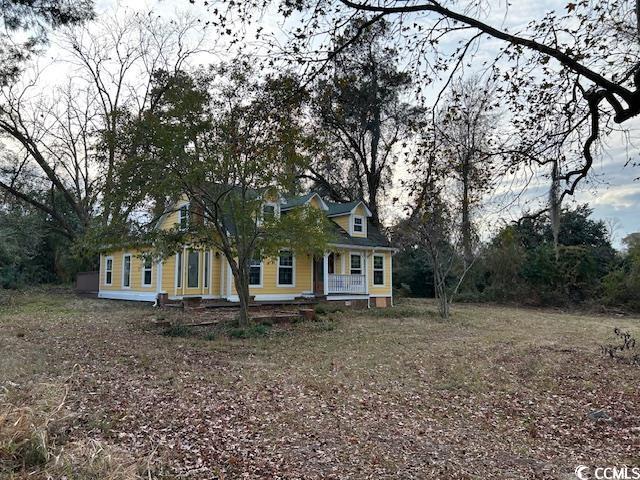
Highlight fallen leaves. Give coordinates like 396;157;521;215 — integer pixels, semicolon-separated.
1;293;639;478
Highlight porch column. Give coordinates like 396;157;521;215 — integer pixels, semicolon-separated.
364;251;369;294
323;252;329;296
156;259;163;295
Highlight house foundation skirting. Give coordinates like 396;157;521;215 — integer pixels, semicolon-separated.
98;290;157;302
224;293;315;302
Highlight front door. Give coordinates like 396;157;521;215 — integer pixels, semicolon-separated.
313;257;324;295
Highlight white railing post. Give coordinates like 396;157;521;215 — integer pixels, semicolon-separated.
323;252;329;296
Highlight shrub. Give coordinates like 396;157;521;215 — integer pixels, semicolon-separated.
228;323;270;339
314;303;344;315
601;328;640;366
360;304;435;319
162;324;193;337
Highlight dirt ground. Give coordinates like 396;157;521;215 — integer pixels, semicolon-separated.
1;291;639;479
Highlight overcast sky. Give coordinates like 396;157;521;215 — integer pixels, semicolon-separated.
79;0;640;246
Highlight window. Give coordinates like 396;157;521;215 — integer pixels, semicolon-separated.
204;251;210;289
353;216;364;233
249;254;262;286
142;257;153;287
187;250;199;288
104;257;113;285
122;254;131;288
278;251;294;286
350;254;362;275
178;205;189;230
262;204;276;220
373;255;385;285
176;252;183;288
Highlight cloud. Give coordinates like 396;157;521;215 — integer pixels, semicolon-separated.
589;185;640;210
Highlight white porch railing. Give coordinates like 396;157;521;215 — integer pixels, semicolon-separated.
327;274;367;294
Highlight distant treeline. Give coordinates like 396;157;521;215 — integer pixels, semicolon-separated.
393;205;640;312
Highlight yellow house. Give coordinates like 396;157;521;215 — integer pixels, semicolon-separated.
98;192;396;307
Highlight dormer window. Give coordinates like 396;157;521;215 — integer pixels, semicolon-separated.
178;205;189;230
352;215;366;235
260;202;279;224
263;204;276;220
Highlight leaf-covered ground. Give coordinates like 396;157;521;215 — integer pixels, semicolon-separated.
1;291;639;479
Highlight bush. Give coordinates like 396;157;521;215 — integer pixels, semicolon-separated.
601;240;640;312
314;303;344;315
359;304;435;319
162;324;193;337
228;323;271;339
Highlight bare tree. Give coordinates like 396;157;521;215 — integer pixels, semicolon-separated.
303;19;421;225
438;76;499;266
199;0;640;207
0;9;213;241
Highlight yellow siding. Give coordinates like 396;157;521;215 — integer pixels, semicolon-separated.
331;249;348;274
211;252;221;297
309;195;322;209
351;204;367;238
99;250;156;292
227;253;313;295
353;204;366;216
162;254;176;294
330;204;367;238
159;210;179;230
368;251;392;297
158;194;190;230
333;214;350;233
165;248;220;297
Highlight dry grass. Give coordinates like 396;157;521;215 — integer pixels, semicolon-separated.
1;289;639;478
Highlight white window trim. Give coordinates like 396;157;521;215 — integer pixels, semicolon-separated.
204;251;210;289
122;253;132;289
258;201;280;226
104;256;113;286
142;256;153;288
276;251;296;287
249;258;264;288
350;252;363;276
373;254;385;286
351;215;366;236
178;203;190;231
263;201;279;218
187;250;200;289
175;251;183;289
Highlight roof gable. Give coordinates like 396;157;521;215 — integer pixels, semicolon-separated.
326;200;372;217
281;192;328;211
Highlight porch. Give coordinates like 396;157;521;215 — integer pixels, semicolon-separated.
313;251;369;296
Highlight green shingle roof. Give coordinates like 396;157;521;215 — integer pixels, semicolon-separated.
328;219;392;248
325;200;362;216
280;193;391;249
281;192;318;211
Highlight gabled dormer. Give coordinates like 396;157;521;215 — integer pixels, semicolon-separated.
326;200;372;238
280;192;329;212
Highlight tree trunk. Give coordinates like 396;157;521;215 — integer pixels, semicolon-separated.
434;266;449;319
430;248;450;319
229;256;252;328
237;280;251;328
461;153;473;267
